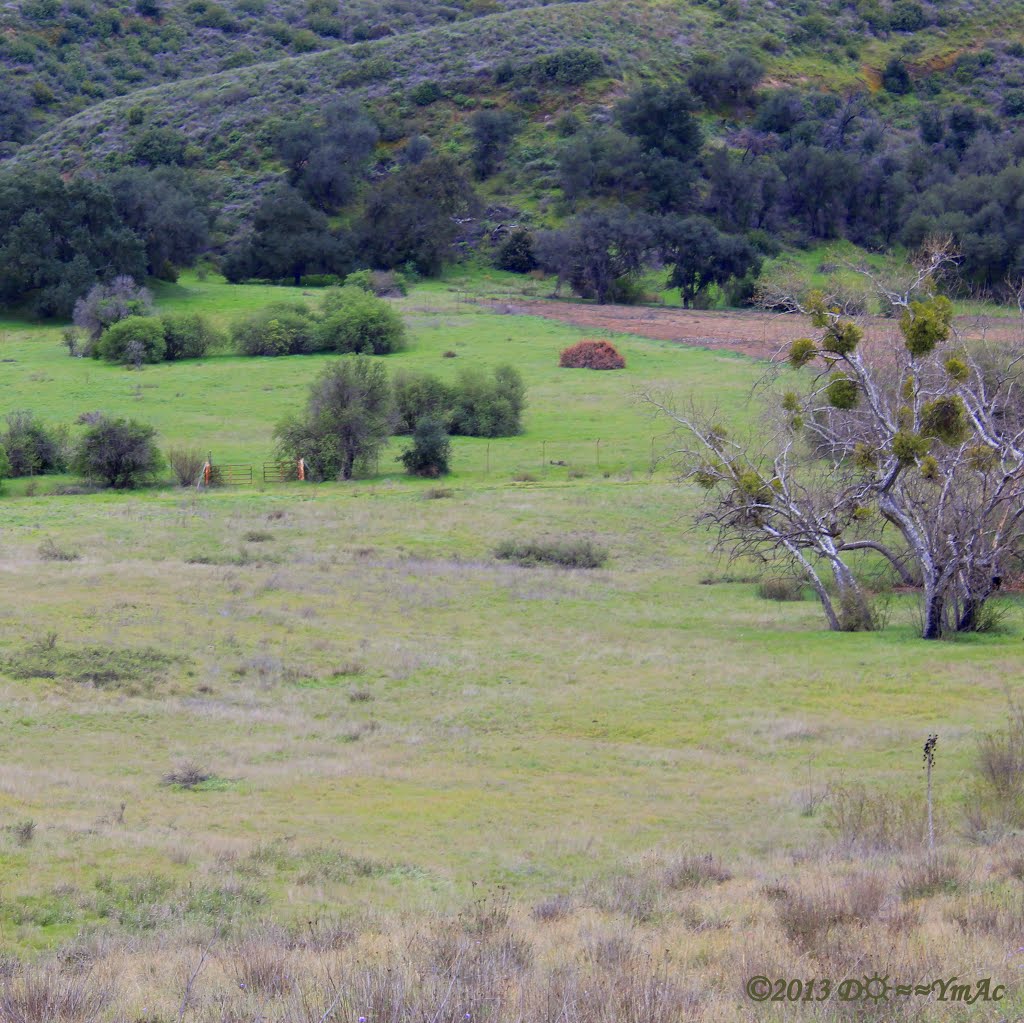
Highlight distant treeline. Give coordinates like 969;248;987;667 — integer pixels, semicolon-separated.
4;68;1024;316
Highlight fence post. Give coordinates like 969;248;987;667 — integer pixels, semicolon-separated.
485;443;490;478
595;438;601;468
541;440;546;471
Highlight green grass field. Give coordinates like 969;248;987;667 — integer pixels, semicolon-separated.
2;274;1023;1020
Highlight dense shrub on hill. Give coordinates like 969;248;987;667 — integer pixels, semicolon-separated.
0;445;9;492
229;290;406;357
315;286;407;354
495;229;537;273
392;371;455;434
161;314;222;361
222;186;352;286
448;365;525;437
73;416;164;489
359;156;478;275
559;339;625;370
231;303;317;356
0;411;67;476
94;316;167;365
277;100;378;213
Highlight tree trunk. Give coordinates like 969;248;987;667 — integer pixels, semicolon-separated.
922;590;945;640
957;598;981;633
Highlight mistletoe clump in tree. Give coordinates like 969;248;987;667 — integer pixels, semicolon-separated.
650;241;1024;639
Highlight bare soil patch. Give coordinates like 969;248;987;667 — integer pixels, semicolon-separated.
485;299;1023;360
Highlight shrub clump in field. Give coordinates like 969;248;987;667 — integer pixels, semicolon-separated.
1;411;68;476
3;640;177;690
494;536;608;568
449;365;526;437
160;313;223;360
399;416;451;477
316;285;406;354
343;269;408;296
167;447;205;487
559;339;626;370
73;416;163;489
38;537;79;561
231;302;316;356
94;315;166;365
161;761;214;790
73;276;153;342
229;289;406;357
756;576;805;601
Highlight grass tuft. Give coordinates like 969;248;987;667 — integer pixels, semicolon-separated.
494;536;608;568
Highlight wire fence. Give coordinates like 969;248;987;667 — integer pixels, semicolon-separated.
202;437;675;486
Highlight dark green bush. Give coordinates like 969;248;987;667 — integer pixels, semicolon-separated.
494;536;608;568
399;416;451;477
0;444;9;491
161;313;221;360
392;371;454;434
449;365;525;437
315;286;406;354
73;416;164;488
409;81;443;106
1;411;68;476
496;229;538;273
231;303;316;356
95;315;167;364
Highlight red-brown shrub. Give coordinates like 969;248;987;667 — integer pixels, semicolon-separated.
559;339;626;370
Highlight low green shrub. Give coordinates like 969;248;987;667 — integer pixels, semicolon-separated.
393;371;454;434
1;411;67;476
95;316;167;364
316;286;406;354
231;303;317;356
494;536;608;568
399;416;451;477
161;313;222;360
449;364;525;437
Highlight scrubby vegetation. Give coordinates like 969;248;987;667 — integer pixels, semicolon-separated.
6;0;1024;1013
494;535;608;568
6;0;1024;316
559;339;626;370
72;415;164;488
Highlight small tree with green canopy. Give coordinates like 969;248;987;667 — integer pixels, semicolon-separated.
274;357;393;481
399;416;451;477
647;240;1024;638
73;417;164;488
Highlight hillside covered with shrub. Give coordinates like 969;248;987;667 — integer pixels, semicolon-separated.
6;0;1024;314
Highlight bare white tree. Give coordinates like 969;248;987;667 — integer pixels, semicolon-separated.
649;241;1024;639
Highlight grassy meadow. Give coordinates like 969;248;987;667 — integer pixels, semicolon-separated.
2;272;1024;1021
